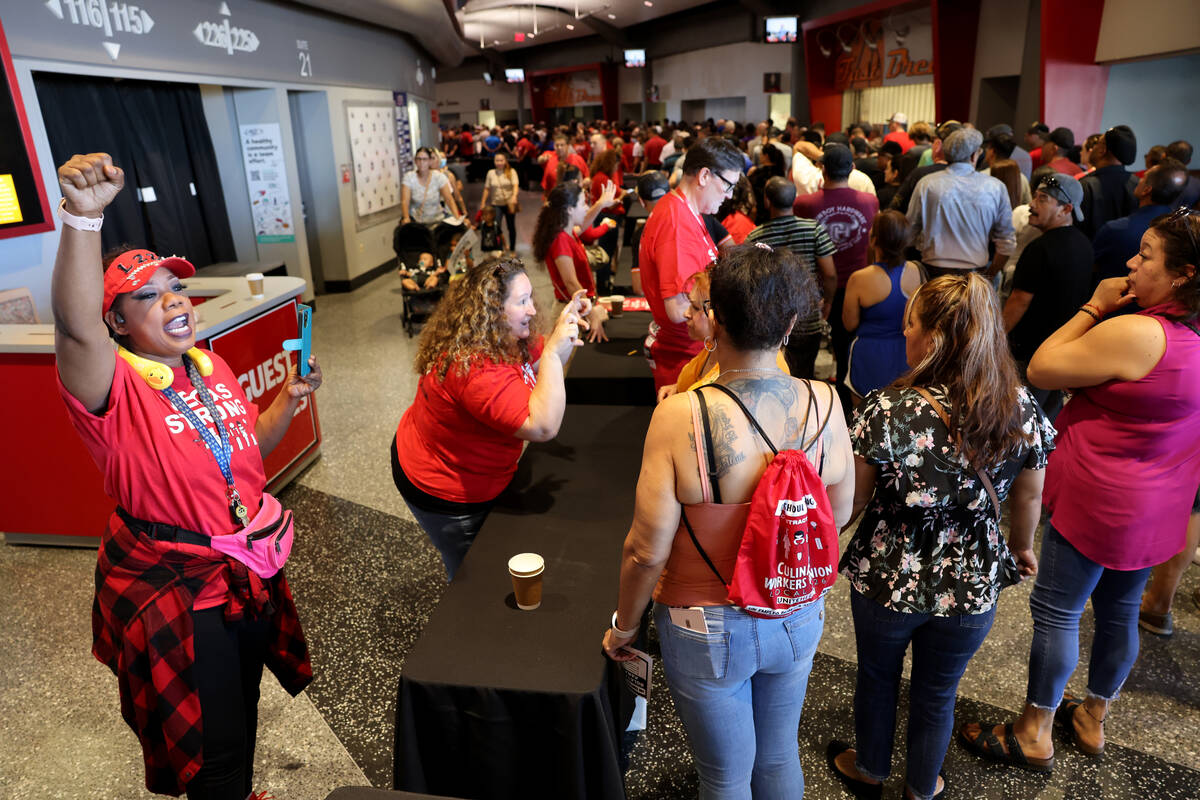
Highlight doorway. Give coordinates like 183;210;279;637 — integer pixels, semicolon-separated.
287;90;333;294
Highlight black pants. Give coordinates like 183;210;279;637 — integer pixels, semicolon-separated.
492;203;517;251
186;608;269;800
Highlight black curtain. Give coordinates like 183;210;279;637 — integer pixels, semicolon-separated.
34;73;236;267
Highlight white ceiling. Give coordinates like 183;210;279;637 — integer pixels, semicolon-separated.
459;0;716;53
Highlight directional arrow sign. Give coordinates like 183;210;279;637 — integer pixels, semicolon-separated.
102;41;121;60
141;9;154;33
44;0;63;20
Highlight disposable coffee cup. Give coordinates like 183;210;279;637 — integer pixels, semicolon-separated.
609;294;625;317
246;272;265;298
508;552;545;611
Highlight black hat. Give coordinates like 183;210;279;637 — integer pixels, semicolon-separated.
985;123;1014;142
822;143;854;179
1049;127;1075;149
1104;125;1138;166
636;170;670;201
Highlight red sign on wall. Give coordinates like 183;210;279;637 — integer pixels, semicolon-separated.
206;299;321;491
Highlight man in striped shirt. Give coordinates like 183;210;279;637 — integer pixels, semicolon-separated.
745;176;836;378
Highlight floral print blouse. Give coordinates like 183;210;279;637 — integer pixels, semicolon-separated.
839;385;1055;615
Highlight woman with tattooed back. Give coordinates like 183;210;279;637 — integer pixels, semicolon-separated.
827;273;1055;800
602;243;854;799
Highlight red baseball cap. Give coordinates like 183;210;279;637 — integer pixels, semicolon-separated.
103;249;195;312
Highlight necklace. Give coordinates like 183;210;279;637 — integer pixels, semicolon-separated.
718;366;782;378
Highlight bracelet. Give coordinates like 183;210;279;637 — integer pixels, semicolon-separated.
1079;305;1100;322
1083;303;1104;317
57;198;103;232
611;611;639;638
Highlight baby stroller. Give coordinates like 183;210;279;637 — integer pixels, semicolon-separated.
393;222;448;338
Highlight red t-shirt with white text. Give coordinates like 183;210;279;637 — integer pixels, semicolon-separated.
396;339;544;504
644;135;667;166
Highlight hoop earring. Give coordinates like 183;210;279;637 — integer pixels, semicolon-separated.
782;334;789;346
703;336;716;352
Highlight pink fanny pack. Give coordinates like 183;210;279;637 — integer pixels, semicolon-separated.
209;492;294;579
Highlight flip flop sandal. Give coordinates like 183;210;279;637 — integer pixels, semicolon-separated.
958;722;1055;773
1055;693;1105;756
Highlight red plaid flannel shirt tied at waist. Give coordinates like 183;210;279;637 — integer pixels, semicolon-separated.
92;510;312;796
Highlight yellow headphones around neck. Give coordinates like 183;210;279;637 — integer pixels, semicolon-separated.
117;346;213;391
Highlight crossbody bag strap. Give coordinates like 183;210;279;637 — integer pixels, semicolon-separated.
687;390;714;504
694;388;723;505
703;383;778;455
802;380;833;473
680;507;730;587
912;386;1001;523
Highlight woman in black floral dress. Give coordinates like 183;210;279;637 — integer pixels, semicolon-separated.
826;273;1056;800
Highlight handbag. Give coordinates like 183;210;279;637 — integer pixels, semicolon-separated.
208;492;294;579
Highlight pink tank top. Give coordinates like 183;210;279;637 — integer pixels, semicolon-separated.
1043;306;1200;569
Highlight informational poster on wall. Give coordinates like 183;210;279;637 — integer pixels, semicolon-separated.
393;91;414;179
239;122;295;243
347;103;401;221
832;9;933;91
543;71;602;108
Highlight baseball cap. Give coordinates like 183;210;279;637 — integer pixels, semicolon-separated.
821;143;854;177
985;123;1014;142
1038;173;1085;221
1104;125;1138;166
935;120;964;141
888;112;908;125
1048;127;1075;149
103;249;196;312
636;170;670;201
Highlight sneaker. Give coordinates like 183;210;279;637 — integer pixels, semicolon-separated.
1138;608;1174;637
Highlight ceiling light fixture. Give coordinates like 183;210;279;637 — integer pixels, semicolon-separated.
527;32;535;38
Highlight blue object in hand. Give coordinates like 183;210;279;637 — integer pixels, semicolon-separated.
282;304;312;377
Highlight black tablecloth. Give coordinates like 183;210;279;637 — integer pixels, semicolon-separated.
565;311;655;406
326;788;461;800
394;405;652;800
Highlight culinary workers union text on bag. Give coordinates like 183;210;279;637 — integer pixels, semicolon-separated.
727;448;838;616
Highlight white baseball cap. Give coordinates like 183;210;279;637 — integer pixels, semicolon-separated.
889;112;908;125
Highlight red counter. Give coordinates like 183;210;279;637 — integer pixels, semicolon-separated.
0;276;321;546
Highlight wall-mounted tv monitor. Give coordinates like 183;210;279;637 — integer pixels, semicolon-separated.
624;49;646;68
505;68;525;83
764;16;798;43
483;71;493;85
0;21;53;240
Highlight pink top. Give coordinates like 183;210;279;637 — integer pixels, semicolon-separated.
1043;305;1200;569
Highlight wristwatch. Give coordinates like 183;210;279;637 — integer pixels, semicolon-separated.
57;198;103;232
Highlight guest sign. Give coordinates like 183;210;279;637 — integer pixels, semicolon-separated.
239;122;295;243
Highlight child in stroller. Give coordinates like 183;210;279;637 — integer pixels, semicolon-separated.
394;222;450;337
398;251;448;291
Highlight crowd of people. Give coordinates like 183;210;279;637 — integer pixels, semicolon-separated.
56;106;1199;800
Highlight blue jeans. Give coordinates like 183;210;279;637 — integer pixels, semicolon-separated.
850;589;995;800
402;499;491;581
653;599;825;800
1026;523;1152;709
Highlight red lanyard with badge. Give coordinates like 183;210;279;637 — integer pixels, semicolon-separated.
670;189;717;262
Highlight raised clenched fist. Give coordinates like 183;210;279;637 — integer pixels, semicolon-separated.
58;153;124;218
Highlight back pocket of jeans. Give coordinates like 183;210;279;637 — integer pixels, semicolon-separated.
662;624;731;681
783;604;824;662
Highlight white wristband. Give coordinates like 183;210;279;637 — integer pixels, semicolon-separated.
57;198;103;232
611;611;639;638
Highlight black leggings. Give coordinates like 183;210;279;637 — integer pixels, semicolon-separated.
186;608;269;800
492;203;517;250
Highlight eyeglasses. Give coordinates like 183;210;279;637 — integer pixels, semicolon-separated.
1167;206;1200;263
710;169;737;196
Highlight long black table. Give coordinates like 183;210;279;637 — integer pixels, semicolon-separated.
564;311;655;406
394;405;652;800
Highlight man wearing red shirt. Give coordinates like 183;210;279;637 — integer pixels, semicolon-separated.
458;123;475;158
1041;127;1084;177
884;112;914;153
644;129;668;168
539;134;590;195
640;137;744;389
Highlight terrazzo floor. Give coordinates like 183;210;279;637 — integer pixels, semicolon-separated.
4;181;1200;799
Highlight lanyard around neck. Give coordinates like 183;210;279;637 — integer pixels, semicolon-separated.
161;357;248;526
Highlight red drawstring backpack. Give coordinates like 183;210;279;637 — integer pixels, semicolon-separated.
681;382;838;618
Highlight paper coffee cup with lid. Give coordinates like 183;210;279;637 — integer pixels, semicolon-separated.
508;552;545;611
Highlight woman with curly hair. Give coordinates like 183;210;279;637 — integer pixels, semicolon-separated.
829;273;1054;800
531;180;618;342
392;258;591;579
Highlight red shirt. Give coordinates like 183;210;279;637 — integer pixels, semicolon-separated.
1029;146;1043;167
1047;157;1083;177
721;211;756;244
396;340;543;504
645;135;667;166
621;141;636;172
59;353;266;538
885;130;914;153
591;170;625;216
459;130;474;155
545;230;597;301
793;187;880;287
515;137;536;161
541;151;590;193
640;190;717;352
